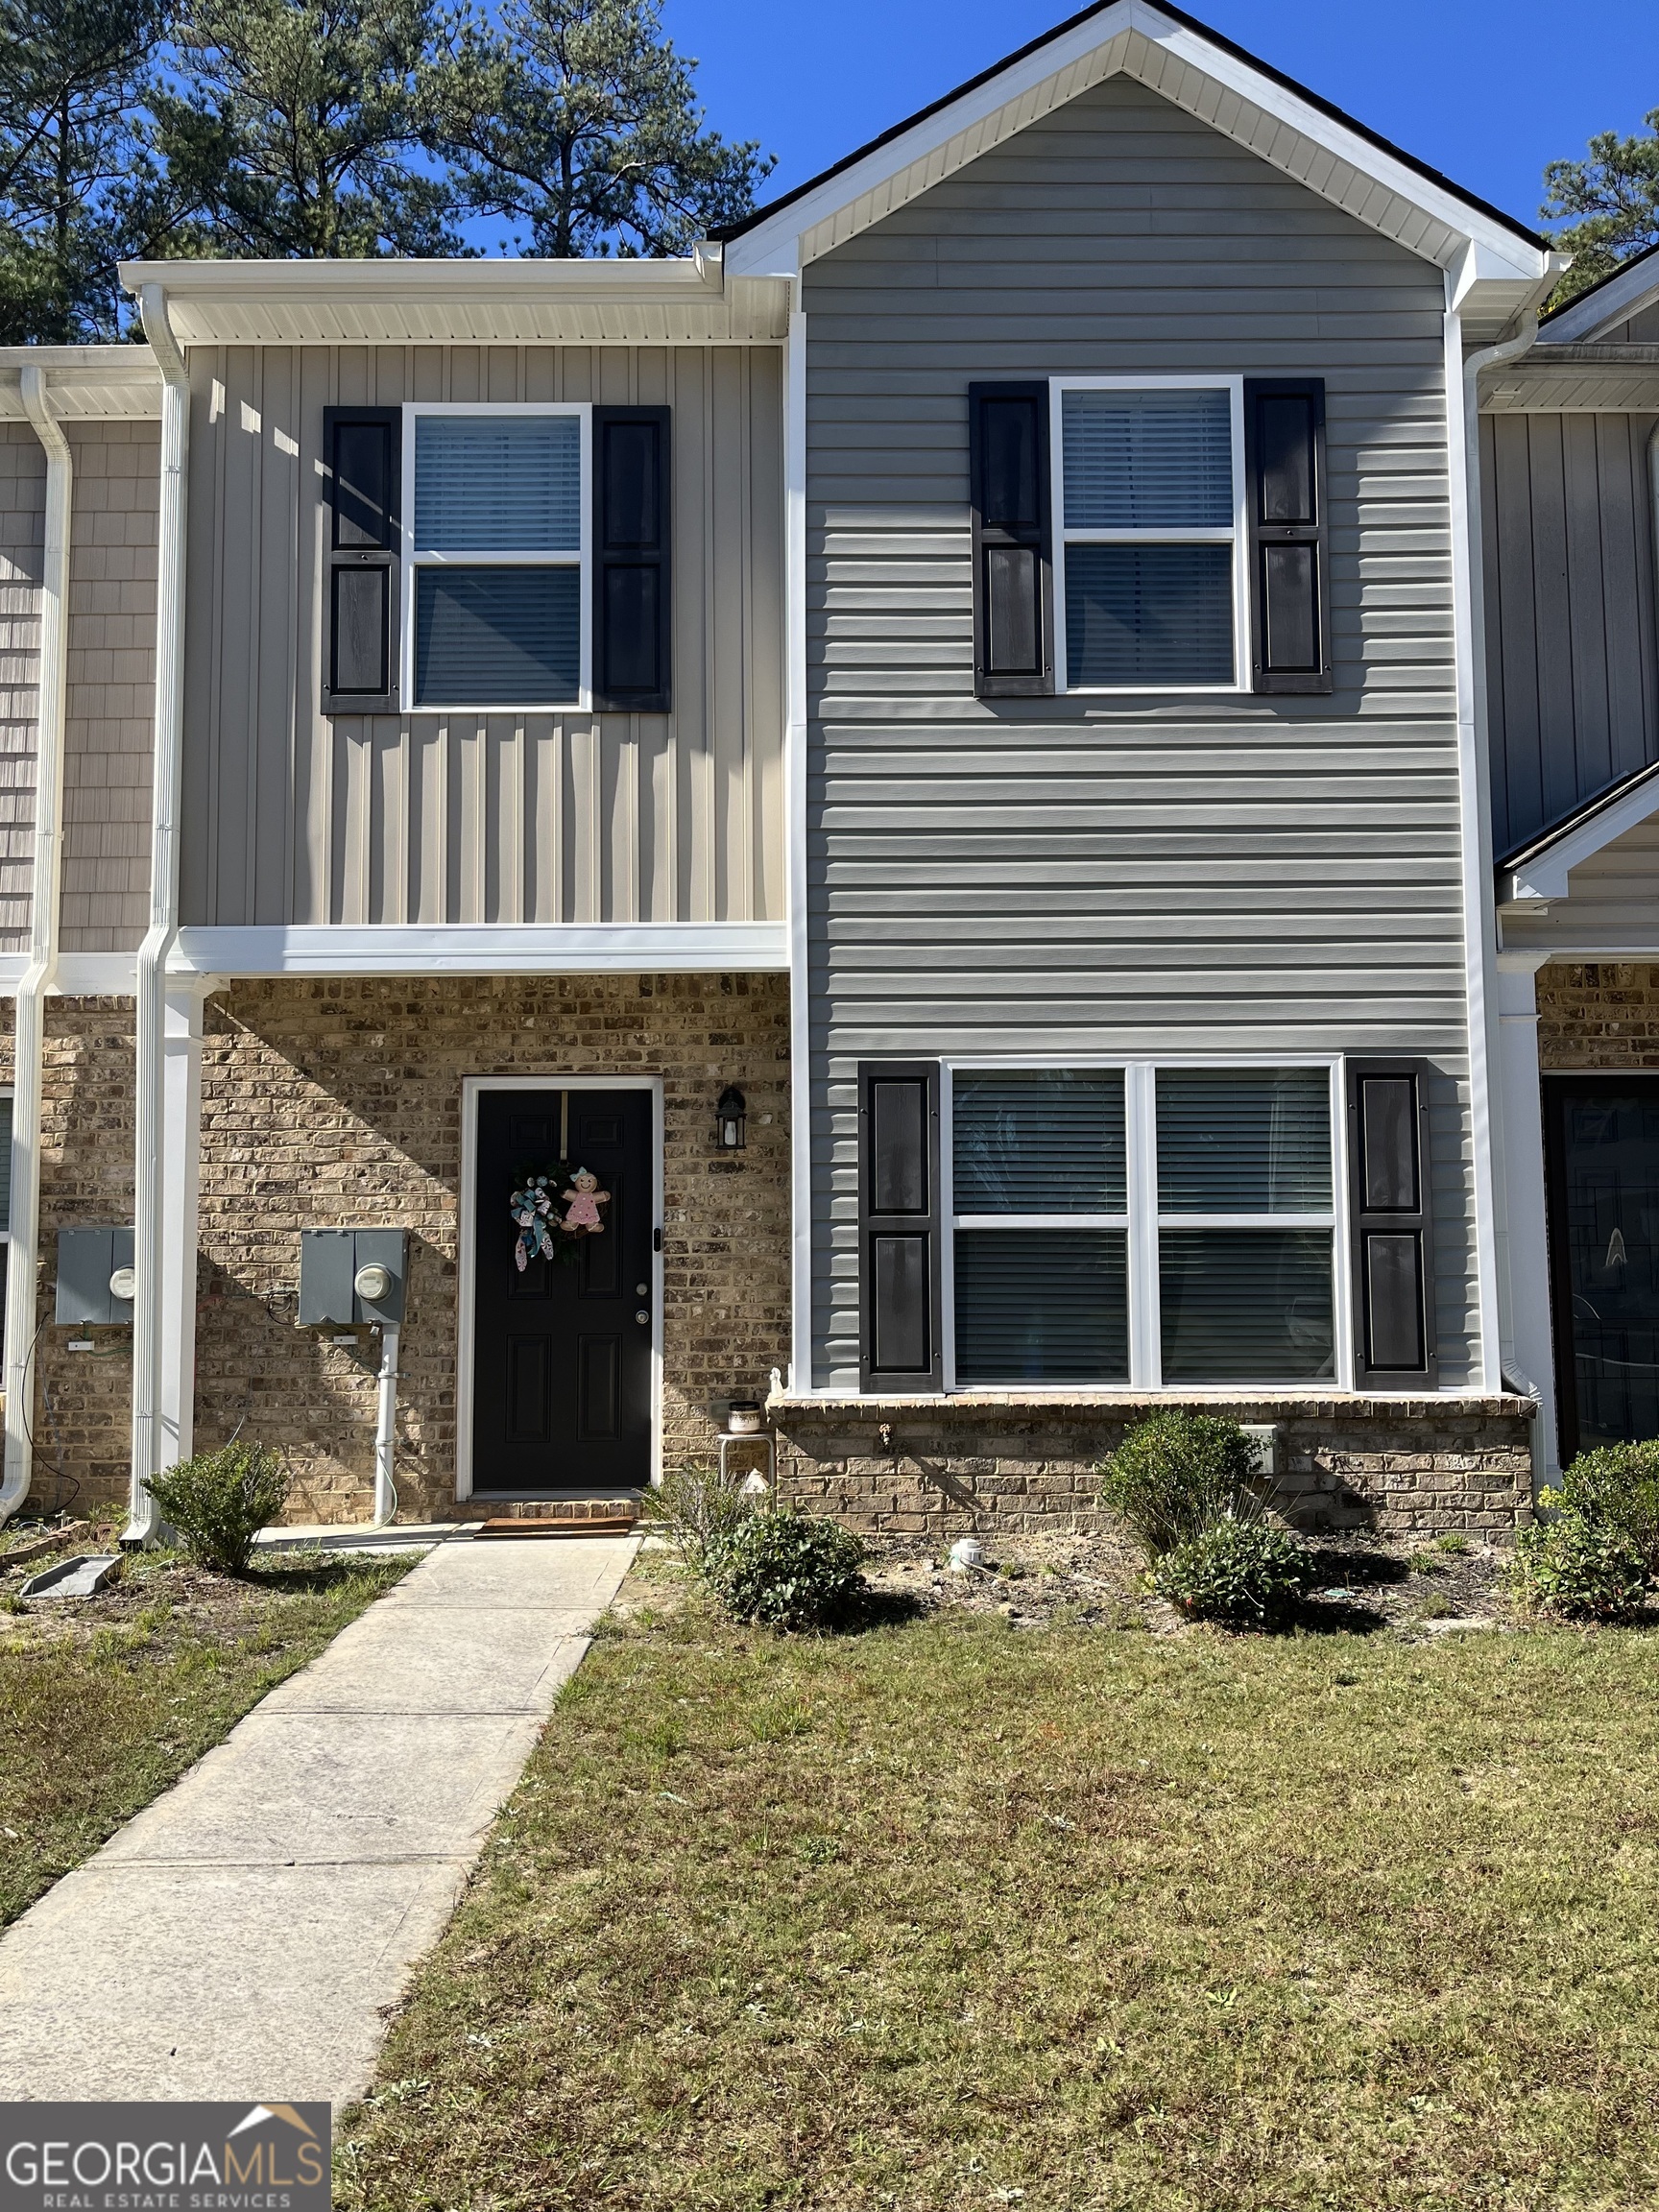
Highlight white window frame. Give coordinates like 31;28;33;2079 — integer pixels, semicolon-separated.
1049;374;1249;697
401;401;592;714
943;1057;1352;1392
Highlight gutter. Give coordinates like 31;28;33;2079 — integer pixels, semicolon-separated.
0;368;71;1526
125;283;189;1544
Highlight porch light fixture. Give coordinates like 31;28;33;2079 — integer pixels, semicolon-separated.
715;1085;747;1150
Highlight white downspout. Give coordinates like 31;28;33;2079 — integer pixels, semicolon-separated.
126;283;190;1544
0;370;71;1526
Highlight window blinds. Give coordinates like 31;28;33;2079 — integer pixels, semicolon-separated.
952;1070;1126;1214
414;416;582;552
1062;388;1233;530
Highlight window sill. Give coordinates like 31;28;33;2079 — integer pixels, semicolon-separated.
769;1386;1536;1418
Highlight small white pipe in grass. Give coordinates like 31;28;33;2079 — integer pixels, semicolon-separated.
373;1325;399;1527
0;368;71;1527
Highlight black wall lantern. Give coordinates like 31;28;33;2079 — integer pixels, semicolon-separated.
715;1084;747;1150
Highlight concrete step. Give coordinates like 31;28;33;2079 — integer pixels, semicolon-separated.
471;1495;642;1540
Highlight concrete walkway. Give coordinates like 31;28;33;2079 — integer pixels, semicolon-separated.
0;1532;635;2106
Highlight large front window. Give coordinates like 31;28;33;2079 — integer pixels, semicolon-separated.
405;407;588;708
1055;380;1245;692
950;1065;1336;1386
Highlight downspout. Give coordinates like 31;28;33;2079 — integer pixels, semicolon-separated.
126;283;189;1544
0;370;71;1526
1456;276;1559;1448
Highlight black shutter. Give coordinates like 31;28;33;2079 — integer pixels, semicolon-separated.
969;382;1052;698
1347;1061;1437;1389
1244;378;1331;695
322;406;400;714
592;406;671;711
858;1062;943;1391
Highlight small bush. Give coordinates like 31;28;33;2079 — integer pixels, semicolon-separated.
703;1508;866;1632
1097;1411;1262;1559
142;1442;289;1575
1552;1441;1659;1577
637;1461;756;1574
1152;1514;1317;1628
1508;1503;1647;1623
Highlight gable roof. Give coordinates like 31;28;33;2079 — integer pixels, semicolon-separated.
716;0;1551;332
1498;758;1659;905
1536;236;1659;344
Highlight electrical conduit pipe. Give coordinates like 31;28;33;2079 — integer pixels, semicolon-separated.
126;284;190;1544
0;369;71;1526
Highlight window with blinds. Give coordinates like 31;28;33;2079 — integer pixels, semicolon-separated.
1057;384;1241;691
945;1063;1336;1387
408;411;585;708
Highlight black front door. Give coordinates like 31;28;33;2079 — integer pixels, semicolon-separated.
1544;1077;1659;1461
471;1088;654;1493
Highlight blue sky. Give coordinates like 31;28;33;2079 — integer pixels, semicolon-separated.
661;0;1659;234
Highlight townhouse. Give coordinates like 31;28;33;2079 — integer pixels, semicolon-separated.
0;0;1641;1543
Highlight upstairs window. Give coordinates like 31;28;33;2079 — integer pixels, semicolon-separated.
1056;380;1245;692
321;402;671;717
407;408;587;709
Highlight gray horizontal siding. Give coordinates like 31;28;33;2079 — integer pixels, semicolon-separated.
1479;410;1659;857
180;343;783;928
804;72;1479;1392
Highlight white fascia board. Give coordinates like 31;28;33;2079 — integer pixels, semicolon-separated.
119;256;723;303
1502;776;1659;904
170;923;790;976
1539;252;1659;344
0;953;139;997
723;0;1547;285
0;347;161;421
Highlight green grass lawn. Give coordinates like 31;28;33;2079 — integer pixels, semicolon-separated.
0;1546;413;1926
338;1588;1659;2212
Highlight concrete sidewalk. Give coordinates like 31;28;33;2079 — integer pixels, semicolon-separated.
0;1532;635;2106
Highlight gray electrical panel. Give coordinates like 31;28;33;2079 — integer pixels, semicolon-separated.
298;1228;407;1326
56;1227;134;1325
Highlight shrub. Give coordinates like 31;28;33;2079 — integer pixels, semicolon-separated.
1152;1514;1318;1628
703;1508;866;1632
1507;1504;1648;1623
637;1461;756;1574
1097;1411;1262;1559
1552;1441;1659;1577
142;1441;289;1575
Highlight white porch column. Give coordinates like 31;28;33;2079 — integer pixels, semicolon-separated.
158;977;211;1471
1495;950;1557;1480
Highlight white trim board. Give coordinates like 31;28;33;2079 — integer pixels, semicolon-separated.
0;954;138;997
1537;249;1659;345
723;1;1547;320
1499;773;1659;905
455;1074;664;1503
170;924;789;976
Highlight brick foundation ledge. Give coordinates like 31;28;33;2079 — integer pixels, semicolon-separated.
764;1390;1537;1539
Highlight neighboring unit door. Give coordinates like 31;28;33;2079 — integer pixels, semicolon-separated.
470;1088;654;1492
1543;1077;1659;1461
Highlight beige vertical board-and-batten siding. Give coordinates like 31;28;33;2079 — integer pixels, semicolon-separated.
180;344;784;928
0;421;157;956
803;73;1480;1390
1479;410;1659;859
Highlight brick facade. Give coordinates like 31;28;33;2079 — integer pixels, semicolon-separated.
1537;962;1659;1070
771;1393;1536;1539
16;974;791;1524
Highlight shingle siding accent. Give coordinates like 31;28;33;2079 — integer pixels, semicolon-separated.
802;71;1479;1391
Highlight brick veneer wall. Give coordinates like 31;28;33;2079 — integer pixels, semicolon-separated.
771;1394;1535;1539
1536;962;1659;1070
15;975;790;1524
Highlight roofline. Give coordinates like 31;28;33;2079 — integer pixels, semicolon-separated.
709;0;1545;252
1503;760;1659;879
1537;235;1659;337
118;255;725;301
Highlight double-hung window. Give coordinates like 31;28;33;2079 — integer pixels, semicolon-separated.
1056;379;1246;692
405;406;589;709
943;1064;1338;1388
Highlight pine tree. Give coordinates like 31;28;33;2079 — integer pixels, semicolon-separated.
427;0;772;258
1543;114;1659;307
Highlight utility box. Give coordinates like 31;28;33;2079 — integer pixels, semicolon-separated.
56;1227;135;1325
298;1228;407;1327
